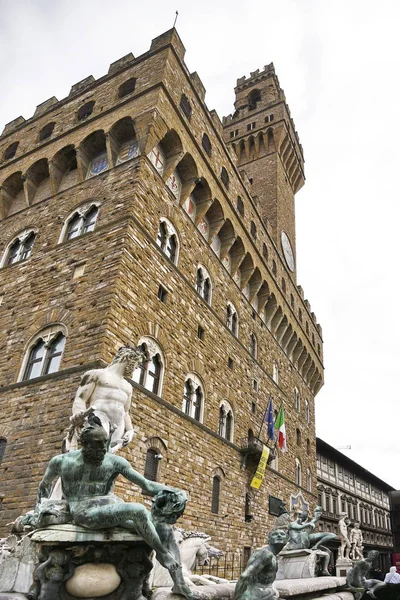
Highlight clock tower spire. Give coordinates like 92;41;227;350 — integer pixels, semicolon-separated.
223;64;304;279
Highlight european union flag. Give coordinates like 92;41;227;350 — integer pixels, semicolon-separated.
264;396;275;441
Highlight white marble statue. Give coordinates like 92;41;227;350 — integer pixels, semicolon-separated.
65;345;144;454
349;522;364;560
150;528;225;588
338;512;351;561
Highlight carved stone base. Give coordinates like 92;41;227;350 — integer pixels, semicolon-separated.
335;558;353;578
30;524;153;600
276;549;329;580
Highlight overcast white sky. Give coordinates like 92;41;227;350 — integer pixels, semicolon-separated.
1;0;399;489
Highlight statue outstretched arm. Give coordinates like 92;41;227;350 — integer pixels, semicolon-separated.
117;457;168;495
36;456;62;504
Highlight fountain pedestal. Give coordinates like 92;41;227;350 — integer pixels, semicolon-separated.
30;524;153;600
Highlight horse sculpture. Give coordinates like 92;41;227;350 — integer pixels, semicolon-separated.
149;528;226;589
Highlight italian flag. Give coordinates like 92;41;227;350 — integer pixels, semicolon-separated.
274;406;287;452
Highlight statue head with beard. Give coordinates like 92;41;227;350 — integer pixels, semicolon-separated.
79;421;108;466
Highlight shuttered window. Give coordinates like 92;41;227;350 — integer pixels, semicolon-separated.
0;438;7;465
211;476;220;514
144;449;158;481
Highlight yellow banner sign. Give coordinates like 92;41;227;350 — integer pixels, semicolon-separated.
250;445;270;489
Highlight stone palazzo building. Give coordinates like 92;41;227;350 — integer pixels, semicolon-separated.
316;438;394;571
0;28;324;554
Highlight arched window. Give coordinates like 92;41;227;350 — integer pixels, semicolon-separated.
272;260;277;275
118;78;136;98
298;308;303;322
1;230;36;267
226;302;238;337
237;196;244;216
77;101;95;121
218;400;234;442
250;333;257;359
132;338;164;396
307;438;311;455
39;122;55;141
144;448;160;481
294;387;301;411
295;458;302;487
180;94;192;120
60;203;99;242
281;278;286;294
196;266;212;305
211;476;220;513
20;325;67;381
182;374;204;422
296;428;301;446
4;141;19;161
273;361;279;384
250;221;257;239
305;399;310;423
262;243;268;259
248;89;261;110
156;219;179;264
202;133;212;156
0;438;7;466
290;293;295;308
220;167;229;188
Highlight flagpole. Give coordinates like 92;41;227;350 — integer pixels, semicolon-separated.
256;394;272;441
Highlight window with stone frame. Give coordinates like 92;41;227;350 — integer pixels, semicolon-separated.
304;399;310;423
39;122;56;142
4;141;19;161
77;101;95;121
196;266;212;305
1;230;36;267
294;387;301;412
306;438;311;455
272;361;279;384
182;374;204;423
202;133;212;156
220;167;229;188
237;196;244;217
296;428;301;446
211;476;221;513
250;333;257;359
156;219;179;264
218;400;234;442
180;94;192;120
61;204;99;242
306;468;312;492
272;260;277;275
226;302;238;337
250;221;257;239
118;78;137;98
144;448;160;481
20;325;67;381
0;438;7;466
295;458;302;487
132;338;164;396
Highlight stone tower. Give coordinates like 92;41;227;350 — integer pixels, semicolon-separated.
223;64;304;280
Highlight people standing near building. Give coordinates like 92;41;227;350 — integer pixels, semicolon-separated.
384;566;400;584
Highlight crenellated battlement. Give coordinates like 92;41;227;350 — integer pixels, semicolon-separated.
0;28;193;140
236;63;276;88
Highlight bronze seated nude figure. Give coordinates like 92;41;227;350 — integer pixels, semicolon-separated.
29;419;195;599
